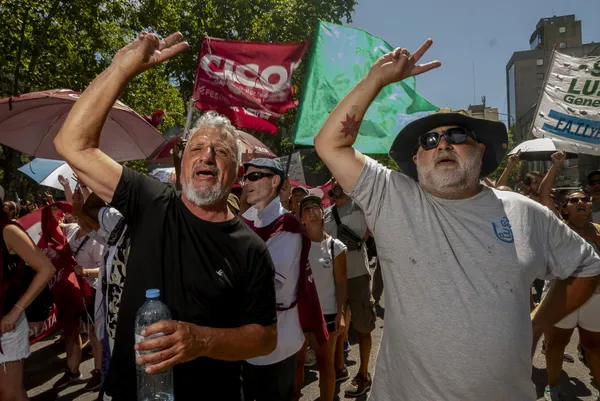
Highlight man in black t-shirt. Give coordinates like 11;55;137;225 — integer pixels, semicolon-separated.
54;32;278;401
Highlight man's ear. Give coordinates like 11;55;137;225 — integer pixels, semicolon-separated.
273;175;282;190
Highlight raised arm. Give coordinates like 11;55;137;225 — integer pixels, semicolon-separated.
539;151;565;217
54;32;188;203
313;39;440;192
496;151;520;188
57;175;73;203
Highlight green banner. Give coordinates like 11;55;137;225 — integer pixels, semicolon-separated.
293;21;438;153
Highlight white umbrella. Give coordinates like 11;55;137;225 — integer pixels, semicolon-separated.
508;138;578;161
18;158;76;191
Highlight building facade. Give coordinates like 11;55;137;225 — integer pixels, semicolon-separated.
467;104;499;122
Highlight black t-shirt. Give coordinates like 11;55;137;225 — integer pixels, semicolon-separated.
104;168;277;401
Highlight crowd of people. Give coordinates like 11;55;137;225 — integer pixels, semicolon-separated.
1;32;600;401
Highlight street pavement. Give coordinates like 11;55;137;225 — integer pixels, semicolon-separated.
25;298;598;400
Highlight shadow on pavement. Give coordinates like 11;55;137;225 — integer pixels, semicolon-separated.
25;333;93;393
29;388;58;401
532;365;593;400
24;338;65;390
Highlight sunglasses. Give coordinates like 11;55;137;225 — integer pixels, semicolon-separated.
567;196;592;204
589;179;600;186
418;127;477;151
243;172;274;182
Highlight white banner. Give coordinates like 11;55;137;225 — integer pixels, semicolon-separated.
532;52;600;156
277;151;306;184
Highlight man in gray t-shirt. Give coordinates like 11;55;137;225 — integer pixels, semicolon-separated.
313;40;600;401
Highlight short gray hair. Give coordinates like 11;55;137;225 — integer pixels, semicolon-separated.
188;111;242;165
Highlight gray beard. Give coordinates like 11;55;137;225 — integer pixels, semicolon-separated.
416;148;483;199
181;179;229;207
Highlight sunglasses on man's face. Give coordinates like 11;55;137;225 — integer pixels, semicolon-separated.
588;179;600;186
243;172;275;182
567;196;592;204
418;127;476;151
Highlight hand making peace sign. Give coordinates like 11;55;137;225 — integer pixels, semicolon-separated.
369;39;441;88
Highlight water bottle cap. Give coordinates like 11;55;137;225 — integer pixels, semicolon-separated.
146;289;160;299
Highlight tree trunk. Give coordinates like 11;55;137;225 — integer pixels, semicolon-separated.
11;5;30;95
0;146;23;202
23;0;62;93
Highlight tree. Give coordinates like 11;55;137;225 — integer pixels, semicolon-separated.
0;0;358;198
0;0;138;199
487;129;516;186
123;0;357;156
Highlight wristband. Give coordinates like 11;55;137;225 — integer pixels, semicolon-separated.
14;303;25;311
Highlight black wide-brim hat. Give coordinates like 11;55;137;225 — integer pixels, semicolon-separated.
389;108;509;180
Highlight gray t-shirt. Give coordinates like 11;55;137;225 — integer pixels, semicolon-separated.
324;199;370;279
352;157;600;401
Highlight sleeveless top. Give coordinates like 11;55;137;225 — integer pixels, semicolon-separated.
1;237;24;317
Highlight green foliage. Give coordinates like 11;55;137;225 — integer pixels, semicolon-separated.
123;160;148;173
0;0;357;199
368;154;399;171
487;128;516;185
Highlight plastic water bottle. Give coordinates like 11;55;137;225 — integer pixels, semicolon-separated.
135;289;174;401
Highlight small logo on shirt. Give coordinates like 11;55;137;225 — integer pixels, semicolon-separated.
491;217;514;244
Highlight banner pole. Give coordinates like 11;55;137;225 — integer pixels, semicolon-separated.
285;144;296;177
182;97;195;140
531;45;556;140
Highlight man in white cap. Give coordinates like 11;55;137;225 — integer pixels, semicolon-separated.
241;158;327;401
313;39;600;400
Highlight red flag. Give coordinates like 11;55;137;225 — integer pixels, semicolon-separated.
17;203;92;343
193;37;308;134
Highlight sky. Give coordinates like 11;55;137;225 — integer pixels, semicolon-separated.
351;0;600;124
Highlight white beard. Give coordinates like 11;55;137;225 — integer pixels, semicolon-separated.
182;180;229;207
416;147;483;199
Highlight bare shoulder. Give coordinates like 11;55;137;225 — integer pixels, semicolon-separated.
2;223;32;247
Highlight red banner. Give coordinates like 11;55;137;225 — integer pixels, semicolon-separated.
193;37;308;134
18;203;92;344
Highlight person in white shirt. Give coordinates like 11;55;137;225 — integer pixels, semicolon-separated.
297;195;347;401
241;158;304;401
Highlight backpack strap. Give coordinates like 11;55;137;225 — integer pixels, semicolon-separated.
73;236;91;258
331;205;342;226
330;237;335;261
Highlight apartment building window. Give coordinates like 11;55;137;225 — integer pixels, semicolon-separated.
537;73;544;80
559;26;566;34
537;58;544;66
559;42;567;49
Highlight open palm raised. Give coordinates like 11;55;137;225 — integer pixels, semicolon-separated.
370;39;441;88
112;32;189;80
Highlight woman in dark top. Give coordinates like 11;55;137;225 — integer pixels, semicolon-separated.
0;187;55;401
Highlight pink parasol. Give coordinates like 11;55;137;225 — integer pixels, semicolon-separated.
0;89;166;162
149;130;277;165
